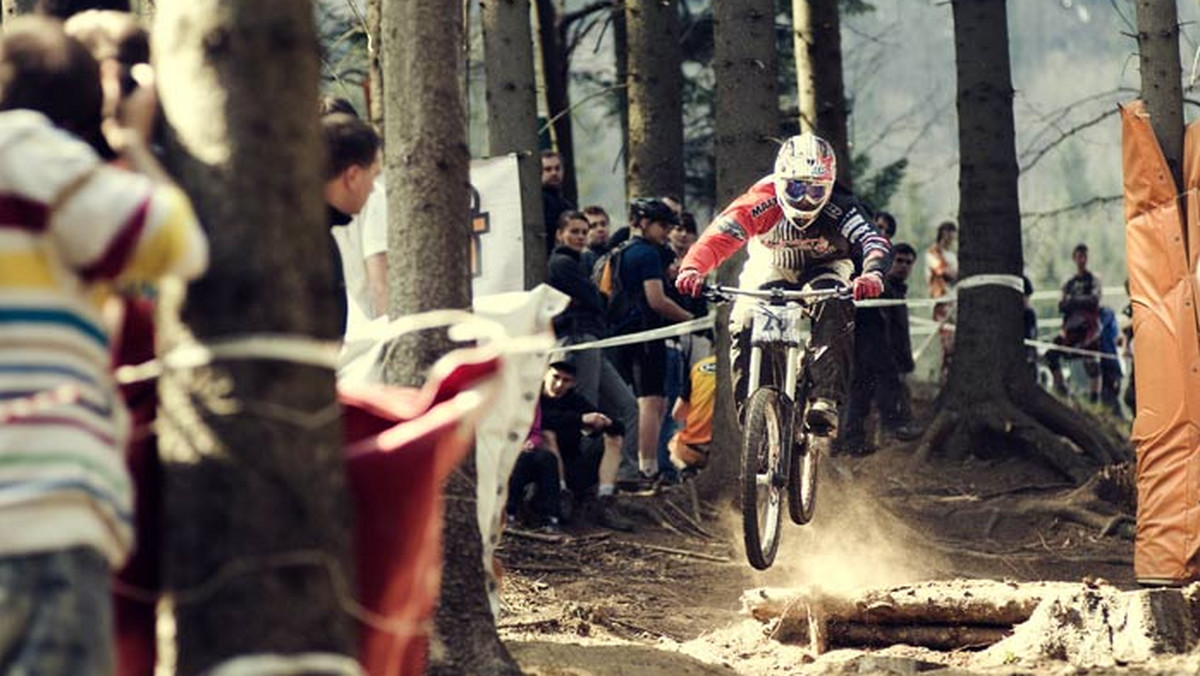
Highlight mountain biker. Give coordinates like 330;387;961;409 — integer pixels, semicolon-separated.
674;133;891;435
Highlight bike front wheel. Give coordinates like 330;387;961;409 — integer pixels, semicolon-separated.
741;387;787;570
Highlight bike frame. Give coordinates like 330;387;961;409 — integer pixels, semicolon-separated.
714;285;844;406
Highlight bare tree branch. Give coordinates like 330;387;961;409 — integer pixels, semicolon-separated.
562;0;615;29
1019;107;1119;173
1020;194;1123;222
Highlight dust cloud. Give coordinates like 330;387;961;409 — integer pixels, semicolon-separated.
731;459;949;595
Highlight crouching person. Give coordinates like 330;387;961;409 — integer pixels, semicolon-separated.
668;335;716;474
539;358;634;531
507;406;566;533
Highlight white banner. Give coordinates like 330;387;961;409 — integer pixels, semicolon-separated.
469;154;525;298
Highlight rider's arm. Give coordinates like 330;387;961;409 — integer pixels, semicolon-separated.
838;204;892;276
681;178;779;275
645;278;694;323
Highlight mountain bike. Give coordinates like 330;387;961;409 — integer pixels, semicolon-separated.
705;283;850;570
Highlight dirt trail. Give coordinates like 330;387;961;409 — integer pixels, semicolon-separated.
496;442;1180;675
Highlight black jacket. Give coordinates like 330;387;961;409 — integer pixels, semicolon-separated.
546;245;607;338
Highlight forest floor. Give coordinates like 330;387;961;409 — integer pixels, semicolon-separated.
494;409;1200;675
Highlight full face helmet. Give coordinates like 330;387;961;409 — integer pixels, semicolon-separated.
773;133;836;228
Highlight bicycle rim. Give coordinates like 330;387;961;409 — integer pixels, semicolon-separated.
741;388;785;570
788;431;822;525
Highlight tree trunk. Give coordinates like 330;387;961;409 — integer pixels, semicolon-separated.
792;0;851;188
381;1;521;673
153;1;356;672
695;0;778;502
1;0;36;22
134;0;155;21
534;0;578;204
1134;0;1184;231
482;0;545;289
366;0;384;130
915;0;1124;481
625;0;684;201
613;4;629;186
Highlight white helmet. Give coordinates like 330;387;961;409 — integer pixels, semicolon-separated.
773;133;836;228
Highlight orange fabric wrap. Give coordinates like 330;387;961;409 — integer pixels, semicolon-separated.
1121;100;1200;584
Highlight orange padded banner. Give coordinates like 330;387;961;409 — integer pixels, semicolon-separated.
1121;100;1200;585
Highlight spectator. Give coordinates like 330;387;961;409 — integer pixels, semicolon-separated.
1098;306;1123;418
321;113;382;334
581;204;610;272
1022;275;1039;378
0;17;207;673
506;406;564;533
536;360;633;531
839;242;917;454
610;198;693;490
668;211;698;261
545;210;640;484
319;98;389;332
667;335;716;473
541;149;574;258
926;221;958;381
1047;243;1102;400
875;211;897;239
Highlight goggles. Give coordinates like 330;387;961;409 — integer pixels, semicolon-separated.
782;179;829;206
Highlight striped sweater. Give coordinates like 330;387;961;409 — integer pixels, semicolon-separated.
0;110;206;567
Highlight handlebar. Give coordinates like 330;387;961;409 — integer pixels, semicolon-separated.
702;283;851;305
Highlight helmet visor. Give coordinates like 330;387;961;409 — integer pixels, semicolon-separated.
782;179;829;209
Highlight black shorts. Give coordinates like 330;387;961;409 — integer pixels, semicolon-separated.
611;338;667;397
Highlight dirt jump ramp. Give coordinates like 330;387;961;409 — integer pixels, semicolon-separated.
744;579;1200;669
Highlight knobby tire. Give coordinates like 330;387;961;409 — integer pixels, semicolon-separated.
741;387;786;570
788;429;821;525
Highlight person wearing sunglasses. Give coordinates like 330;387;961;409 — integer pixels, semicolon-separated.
673;133;891;436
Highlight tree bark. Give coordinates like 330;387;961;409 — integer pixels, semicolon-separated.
534;0;579;204
481;0;545;288
381;1;521;673
695;0;778;503
366;0;384;130
915;0;1125;479
153;1;356;672
1134;0;1184;230
613;4;629;186
625;0;684;201
792;0;851;188
1;0;36;22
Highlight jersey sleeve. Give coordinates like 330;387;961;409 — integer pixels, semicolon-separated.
837;202;891;275
681;177;781;275
21;121;207;285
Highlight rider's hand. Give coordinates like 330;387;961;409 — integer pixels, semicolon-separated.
676;268;705;297
853;271;884;301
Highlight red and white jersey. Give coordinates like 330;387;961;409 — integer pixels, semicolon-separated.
681;175;890;277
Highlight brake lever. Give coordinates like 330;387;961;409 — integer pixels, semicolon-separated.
701;285;731;303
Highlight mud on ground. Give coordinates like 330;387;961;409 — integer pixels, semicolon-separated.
495;435;1200;675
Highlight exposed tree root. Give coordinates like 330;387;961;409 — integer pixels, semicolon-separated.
912;381;1125;485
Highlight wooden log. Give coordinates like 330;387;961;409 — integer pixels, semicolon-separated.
829;622;1009;651
744;580;1082;627
743;580;1093;652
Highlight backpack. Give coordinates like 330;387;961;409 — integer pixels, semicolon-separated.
591;240;635;322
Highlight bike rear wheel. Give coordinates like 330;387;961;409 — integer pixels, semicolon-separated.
741;387;787;570
788;431;823;525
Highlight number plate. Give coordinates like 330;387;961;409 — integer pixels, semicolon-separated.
750;305;804;347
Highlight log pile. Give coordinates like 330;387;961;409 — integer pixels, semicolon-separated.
742;580;1085;653
743;580;1200;667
